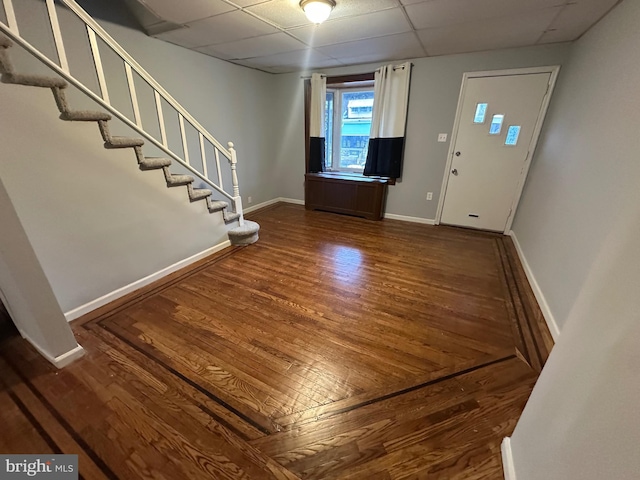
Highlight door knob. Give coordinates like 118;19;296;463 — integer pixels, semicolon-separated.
451;168;458;175
455;151;461;156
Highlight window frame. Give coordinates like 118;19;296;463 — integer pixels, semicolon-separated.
326;85;375;173
304;73;375;175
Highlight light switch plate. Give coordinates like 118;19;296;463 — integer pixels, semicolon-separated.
438;133;448;142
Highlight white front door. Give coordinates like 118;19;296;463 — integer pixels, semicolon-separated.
440;71;554;232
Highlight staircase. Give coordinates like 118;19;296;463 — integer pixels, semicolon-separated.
0;0;259;246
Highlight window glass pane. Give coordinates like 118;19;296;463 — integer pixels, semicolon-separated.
339;90;374;171
505;125;521;146
489;114;504;135
474;103;488;124
324;91;334;169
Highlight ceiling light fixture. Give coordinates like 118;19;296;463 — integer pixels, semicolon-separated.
300;0;336;25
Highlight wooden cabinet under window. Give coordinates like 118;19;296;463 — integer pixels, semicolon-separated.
305;173;388;220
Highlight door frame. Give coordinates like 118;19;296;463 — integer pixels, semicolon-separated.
435;66;561;234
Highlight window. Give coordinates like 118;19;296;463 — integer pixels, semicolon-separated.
324;87;374;172
489;114;504;135
474;103;488;124
505;125;521;146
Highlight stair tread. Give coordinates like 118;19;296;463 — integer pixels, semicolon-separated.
224;212;241;223
166;174;194;186
104;136;144;148
190;188;213;201
207;200;228;212
228;220;259;245
60;110;112;122
140;157;172;170
0;36;13;48
1;73;67;88
228;220;260;237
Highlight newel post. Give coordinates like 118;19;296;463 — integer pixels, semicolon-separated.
228;141;240;198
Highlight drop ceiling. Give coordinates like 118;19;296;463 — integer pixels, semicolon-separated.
124;0;620;74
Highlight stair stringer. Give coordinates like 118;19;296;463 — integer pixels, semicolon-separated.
0;35;259;245
0;78;236;313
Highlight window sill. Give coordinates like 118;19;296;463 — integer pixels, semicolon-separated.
321;170;396;184
307;172;389;184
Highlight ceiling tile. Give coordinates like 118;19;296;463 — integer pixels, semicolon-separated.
317;32;425;60
241;48;336;67
288;8;412;47
406;0;566;30
233;0;272;6
417;7;559;56
247;0;401;29
245;0;317;28
198;33;307;59
538;0;619;44
138;0;235;25
155;10;279;48
333;52;410;67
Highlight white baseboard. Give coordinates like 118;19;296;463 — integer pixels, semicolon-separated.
383;213;436;225
18;328;85;369
244;198;281;213
244;198;435;225
501;437;517;480
509;230;561;341
64;240;231;322
243;197;304;214
279;197;305;205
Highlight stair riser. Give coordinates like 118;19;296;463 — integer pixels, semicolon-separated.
229;233;259;246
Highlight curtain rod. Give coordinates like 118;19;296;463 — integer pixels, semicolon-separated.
300;63;413;79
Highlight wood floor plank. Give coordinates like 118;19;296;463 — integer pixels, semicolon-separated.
0;203;553;479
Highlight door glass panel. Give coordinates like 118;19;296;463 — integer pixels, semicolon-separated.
489;114;504;135
474;103;488;123
505;125;521;146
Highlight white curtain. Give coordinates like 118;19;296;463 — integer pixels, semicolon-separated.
365;62;412;178
309;73;326;172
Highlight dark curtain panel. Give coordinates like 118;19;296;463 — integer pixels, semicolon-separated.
309;137;326;173
364;137;405;178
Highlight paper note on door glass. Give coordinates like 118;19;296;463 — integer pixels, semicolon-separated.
505;126;521;146
474;103;488;123
489;115;504;135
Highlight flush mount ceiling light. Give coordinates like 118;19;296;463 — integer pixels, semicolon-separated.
300;0;336;24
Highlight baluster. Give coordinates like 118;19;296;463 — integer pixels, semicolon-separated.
214;148;223;191
87;27;109;103
124;62;141;127
46;0;69;72
228;142;240;198
199;132;208;178
154;91;168;147
2;0;18;33
178;114;189;165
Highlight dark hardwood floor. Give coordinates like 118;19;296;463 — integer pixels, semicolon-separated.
0;203;553;479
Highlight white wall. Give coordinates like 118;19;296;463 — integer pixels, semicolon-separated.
272;44;571;220
507;0;640;477
0;175;80;360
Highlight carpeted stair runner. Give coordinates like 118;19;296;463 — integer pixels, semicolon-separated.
0;34;258;244
227;220;260;245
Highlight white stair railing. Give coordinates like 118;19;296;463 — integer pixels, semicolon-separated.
0;0;244;224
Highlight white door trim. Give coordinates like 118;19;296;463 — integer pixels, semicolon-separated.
435;66;561;234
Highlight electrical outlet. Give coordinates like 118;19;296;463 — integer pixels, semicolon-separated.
247;196;252;204
438;133;448;143
427;192;433;201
